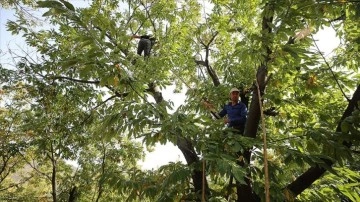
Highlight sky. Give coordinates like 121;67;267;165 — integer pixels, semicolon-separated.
0;1;340;170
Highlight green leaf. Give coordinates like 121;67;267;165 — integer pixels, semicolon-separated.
231;165;245;184
105;42;115;49
37;1;64;8
61;0;75;11
341;121;350;133
231;142;241;152
283;45;299;58
338;183;360;202
62;59;78;68
80;38;94;48
42;9;55;17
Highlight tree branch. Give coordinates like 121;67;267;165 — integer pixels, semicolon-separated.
207;31;219;47
19;152;51;181
50;76;100;84
329;13;346;23
125;4;141;27
203;33;220;86
0;156;11;184
195;60;207;66
310;32;351;102
95;143;106;202
145;81;208;198
351;149;360;155
140;1;157;34
93;26;129;56
50;141;57;202
0;175;33;192
284;85;360;198
104;84;130;98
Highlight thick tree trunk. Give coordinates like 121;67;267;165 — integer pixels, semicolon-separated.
285;85;360;198
237;0;274;200
237;65;268;202
177;137;209;200
236;149;260;202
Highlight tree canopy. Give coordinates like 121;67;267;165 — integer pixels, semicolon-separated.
0;0;359;201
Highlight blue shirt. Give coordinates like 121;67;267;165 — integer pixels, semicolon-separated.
219;102;247;127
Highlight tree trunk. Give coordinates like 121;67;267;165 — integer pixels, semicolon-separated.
177;137;209;200
237;0;274;200
236;149;260;202
52;163;57;202
236;78;264;201
68;186;78;202
50;142;57;202
95;144;106;202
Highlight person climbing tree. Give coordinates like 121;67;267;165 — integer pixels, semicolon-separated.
203;87;247;134
132;34;156;57
204;87;254;201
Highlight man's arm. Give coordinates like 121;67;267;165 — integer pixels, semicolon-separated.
203;101;222;119
218;106;227;118
131;35;141;39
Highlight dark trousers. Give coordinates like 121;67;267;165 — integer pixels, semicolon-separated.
232;124;245;135
137;38;151;57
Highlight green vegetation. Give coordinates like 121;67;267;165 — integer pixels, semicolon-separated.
0;0;359;201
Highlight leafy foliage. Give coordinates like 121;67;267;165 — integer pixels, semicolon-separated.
1;0;359;201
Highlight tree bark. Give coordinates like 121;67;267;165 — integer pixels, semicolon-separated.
68;186;78;202
237;1;274;200
285;85;360;198
148;83;208;199
177;137;209;199
204;33;220;87
50;142;57;202
95;144;106;202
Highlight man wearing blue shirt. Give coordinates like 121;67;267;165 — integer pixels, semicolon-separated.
219;88;247;133
204;87;248;133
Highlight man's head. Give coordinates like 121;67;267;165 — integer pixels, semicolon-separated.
229;88;240;103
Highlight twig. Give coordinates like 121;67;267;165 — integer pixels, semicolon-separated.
0;175;33;192
19;152;51;181
310;30;350;102
128;82;158;111
92;95;117;111
202;159;206;202
50;76;100;84
140;1;157;34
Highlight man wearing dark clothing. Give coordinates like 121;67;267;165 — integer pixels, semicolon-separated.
132;34;156;57
219;88;247;133
204;88;256;201
204;88;247;133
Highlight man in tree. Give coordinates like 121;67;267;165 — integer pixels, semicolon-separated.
132;33;156;57
204;88;248;133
